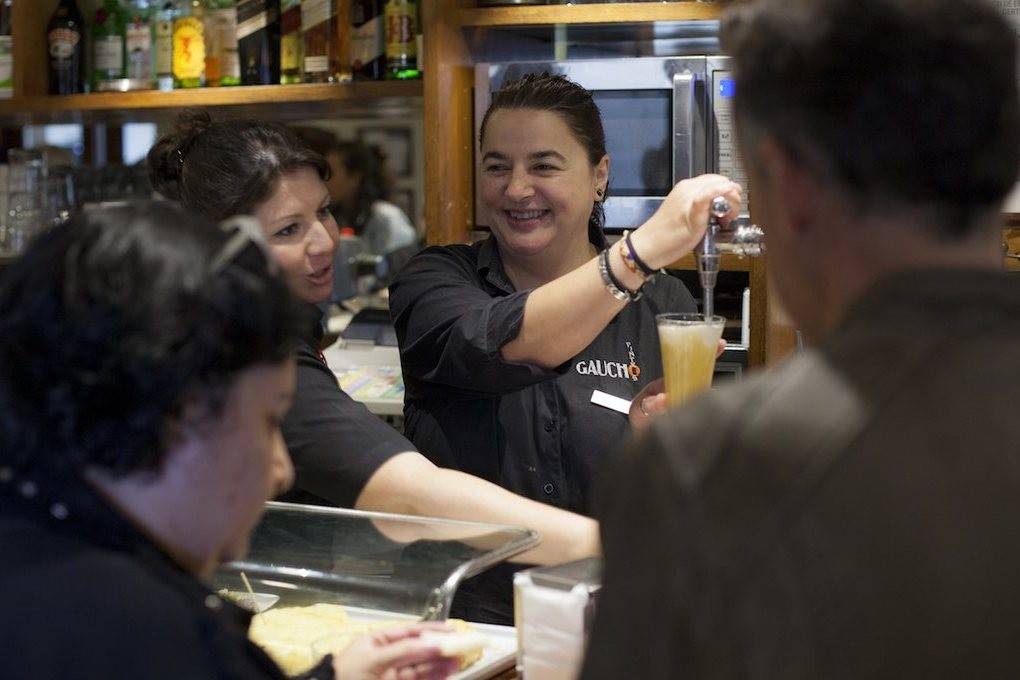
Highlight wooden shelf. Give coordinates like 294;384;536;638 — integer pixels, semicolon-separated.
0;81;423;123
459;2;723;27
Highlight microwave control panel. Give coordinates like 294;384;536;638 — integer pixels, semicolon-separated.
712;71;751;214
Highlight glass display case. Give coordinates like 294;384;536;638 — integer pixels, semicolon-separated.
211;501;539;678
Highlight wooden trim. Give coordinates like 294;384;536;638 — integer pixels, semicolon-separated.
0;81;423;117
1005;225;1020;272
423;0;476;245
459;2;722;27
13;0;56;97
665;252;751;273
0;126;23;162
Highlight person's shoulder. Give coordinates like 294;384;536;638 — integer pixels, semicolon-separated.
392;241;483;285
1;539;206;654
639;349;864;492
371;200;410;221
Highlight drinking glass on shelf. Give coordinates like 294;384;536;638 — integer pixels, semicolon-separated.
45;170;76;227
3;149;47;257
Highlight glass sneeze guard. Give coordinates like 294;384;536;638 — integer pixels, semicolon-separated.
212;501;539;621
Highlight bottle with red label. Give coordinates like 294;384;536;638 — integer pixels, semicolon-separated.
48;0;87;95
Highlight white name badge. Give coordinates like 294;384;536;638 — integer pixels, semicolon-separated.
590;389;631;415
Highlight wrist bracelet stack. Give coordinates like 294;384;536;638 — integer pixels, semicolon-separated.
620;230;659;278
598;247;643;302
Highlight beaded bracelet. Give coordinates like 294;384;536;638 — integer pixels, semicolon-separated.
598;248;643;302
622;230;659;278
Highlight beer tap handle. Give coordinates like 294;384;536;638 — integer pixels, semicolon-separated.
697;197;730;319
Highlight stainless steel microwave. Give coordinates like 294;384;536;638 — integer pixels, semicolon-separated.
474;56;749;232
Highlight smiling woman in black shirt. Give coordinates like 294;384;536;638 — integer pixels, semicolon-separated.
390;74;741;621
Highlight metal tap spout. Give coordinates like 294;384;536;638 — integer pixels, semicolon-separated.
696;196;766;320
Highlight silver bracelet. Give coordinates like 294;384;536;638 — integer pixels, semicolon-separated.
598;248;639;302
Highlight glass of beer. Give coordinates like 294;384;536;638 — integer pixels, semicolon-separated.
655;313;726;407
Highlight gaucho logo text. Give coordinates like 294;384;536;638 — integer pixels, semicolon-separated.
575;359;640;381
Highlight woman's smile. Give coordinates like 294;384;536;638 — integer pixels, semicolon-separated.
504;208;552;230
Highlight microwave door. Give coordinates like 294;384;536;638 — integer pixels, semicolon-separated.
673;71;698;182
707;57;751;215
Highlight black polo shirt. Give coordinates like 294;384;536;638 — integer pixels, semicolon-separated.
0;462;332;680
279;307;412;508
390;235;697;517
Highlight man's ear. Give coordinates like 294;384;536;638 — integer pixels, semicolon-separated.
164;391;219;448
757;138;824;236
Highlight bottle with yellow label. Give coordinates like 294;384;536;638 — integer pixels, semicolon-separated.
172;0;205;88
384;0;418;80
279;0;301;83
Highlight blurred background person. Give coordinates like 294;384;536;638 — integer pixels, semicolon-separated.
584;0;1020;677
292;127;420;296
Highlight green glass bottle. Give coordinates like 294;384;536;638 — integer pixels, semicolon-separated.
125;0;154;88
92;0;128;91
0;0;12;99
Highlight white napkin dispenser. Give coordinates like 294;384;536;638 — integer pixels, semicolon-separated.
513;557;602;680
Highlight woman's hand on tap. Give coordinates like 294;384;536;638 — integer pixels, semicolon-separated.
629;175;742;271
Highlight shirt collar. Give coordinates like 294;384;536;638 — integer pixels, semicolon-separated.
475;227;609;294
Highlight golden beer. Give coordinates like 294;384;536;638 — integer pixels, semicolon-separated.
656;313;725;407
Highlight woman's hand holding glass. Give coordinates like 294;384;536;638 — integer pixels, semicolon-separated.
628;174;743;273
628;339;727;430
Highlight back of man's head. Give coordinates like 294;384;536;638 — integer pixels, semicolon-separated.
722;0;1019;237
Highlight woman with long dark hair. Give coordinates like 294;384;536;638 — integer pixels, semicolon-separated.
146;110;600;568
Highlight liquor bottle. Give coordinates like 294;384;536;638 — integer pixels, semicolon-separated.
0;0;12;99
92;0;128;91
125;0;155;87
301;0;346;83
383;0;418;80
153;1;176;90
173;0;205;88
237;0;280;85
279;0;301;84
350;0;382;81
48;0;87;95
205;0;240;86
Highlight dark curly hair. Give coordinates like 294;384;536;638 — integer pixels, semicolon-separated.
480;72;609;244
721;0;1019;236
148;109;331;221
0;201;307;477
